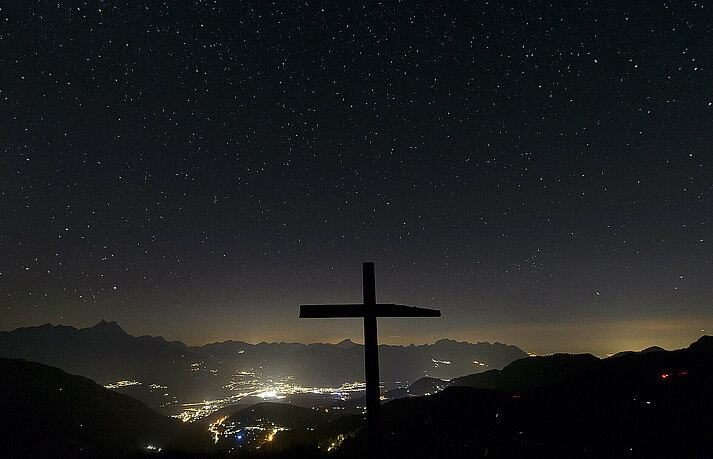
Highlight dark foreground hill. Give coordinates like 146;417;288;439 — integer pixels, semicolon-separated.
333;336;713;458
450;335;713;394
0;358;212;458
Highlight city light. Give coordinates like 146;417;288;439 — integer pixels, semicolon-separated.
104;380;141;389
169;370;367;423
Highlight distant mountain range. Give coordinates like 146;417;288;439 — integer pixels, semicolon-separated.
0;358;212;458
0;320;527;407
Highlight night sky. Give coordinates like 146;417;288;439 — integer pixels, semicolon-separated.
2;1;711;355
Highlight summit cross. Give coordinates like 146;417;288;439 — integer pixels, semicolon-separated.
299;262;440;454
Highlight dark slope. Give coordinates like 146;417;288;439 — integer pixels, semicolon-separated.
335;336;713;458
451;336;713;394
406;376;447;396
335;387;524;458
0;358;212;458
451;353;600;392
226;402;330;429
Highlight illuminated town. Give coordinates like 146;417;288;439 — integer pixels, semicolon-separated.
104;380;142;389
104;353;486;426
100;354;490;451
105;365;369;424
209;416;288;450
172;372;367;423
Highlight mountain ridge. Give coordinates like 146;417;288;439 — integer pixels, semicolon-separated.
3;321;527;349
450;335;713;393
0;320;528;408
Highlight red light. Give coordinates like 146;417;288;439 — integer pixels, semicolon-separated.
660;374;669;379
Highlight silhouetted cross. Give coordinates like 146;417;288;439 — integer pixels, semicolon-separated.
300;262;440;454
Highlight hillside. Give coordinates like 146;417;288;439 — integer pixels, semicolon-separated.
334;336;713;458
451;336;713;394
0;358;212;457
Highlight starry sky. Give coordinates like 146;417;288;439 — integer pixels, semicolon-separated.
1;1;711;355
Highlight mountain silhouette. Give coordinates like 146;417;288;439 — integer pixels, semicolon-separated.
92;319;125;332
0;321;527;409
450;352;600;392
406;376;448;396
0;320;212;405
0;358;211;458
334;336;713;458
451;336;713;394
335;338;359;349
610;345;666;358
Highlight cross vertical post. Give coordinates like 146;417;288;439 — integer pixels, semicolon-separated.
362;262;381;450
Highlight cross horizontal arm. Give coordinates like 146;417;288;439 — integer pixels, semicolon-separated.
300;303;441;318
